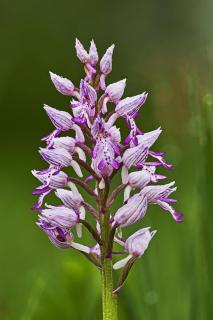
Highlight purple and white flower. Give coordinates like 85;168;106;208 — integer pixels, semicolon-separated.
32;168;69;209
37;216;90;252
123;166;166;201
39;147;83;177
113;228;156;269
91;117;121;178
140;182;183;222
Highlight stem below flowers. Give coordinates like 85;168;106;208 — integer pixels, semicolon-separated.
100;179;118;320
102;258;118;320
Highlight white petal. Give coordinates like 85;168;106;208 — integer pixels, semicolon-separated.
99;178;105;189
76;223;82;238
75;147;86;161
71;242;90;253
124;185;132;202
71;160;83;177
121;165;129;184
113;255;132;270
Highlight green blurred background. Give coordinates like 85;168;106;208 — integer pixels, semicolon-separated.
0;0;213;319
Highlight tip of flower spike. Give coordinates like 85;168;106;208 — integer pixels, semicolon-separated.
75;38;89;64
89;39;99;66
100;44;115;75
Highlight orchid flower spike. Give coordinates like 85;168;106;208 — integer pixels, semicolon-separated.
31;39;183;308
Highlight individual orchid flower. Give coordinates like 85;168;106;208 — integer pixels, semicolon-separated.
100;79;127;114
32;168;69;209
115;92;148;118
55;188;86;237
70;79;97;126
123;166;166;202
113;228;156;270
43;105;85;145
121;127;162;183
51;136;86;161
37;216;90;252
39;147;83;177
141;182;183;222
31;39;183;320
91;117;121;180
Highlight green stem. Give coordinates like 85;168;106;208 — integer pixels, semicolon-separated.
102;258;118;320
99;179;118;320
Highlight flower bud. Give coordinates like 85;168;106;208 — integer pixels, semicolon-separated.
49;72;75;96
75;38;89;63
115;92;148;117
89;40;99;66
100;44;115;75
105;79;126;103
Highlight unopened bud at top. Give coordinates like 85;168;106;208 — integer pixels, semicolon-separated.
75;38;89;64
89;40;99;66
100;44;115;75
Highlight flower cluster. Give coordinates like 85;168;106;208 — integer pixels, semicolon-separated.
32;39;183;288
